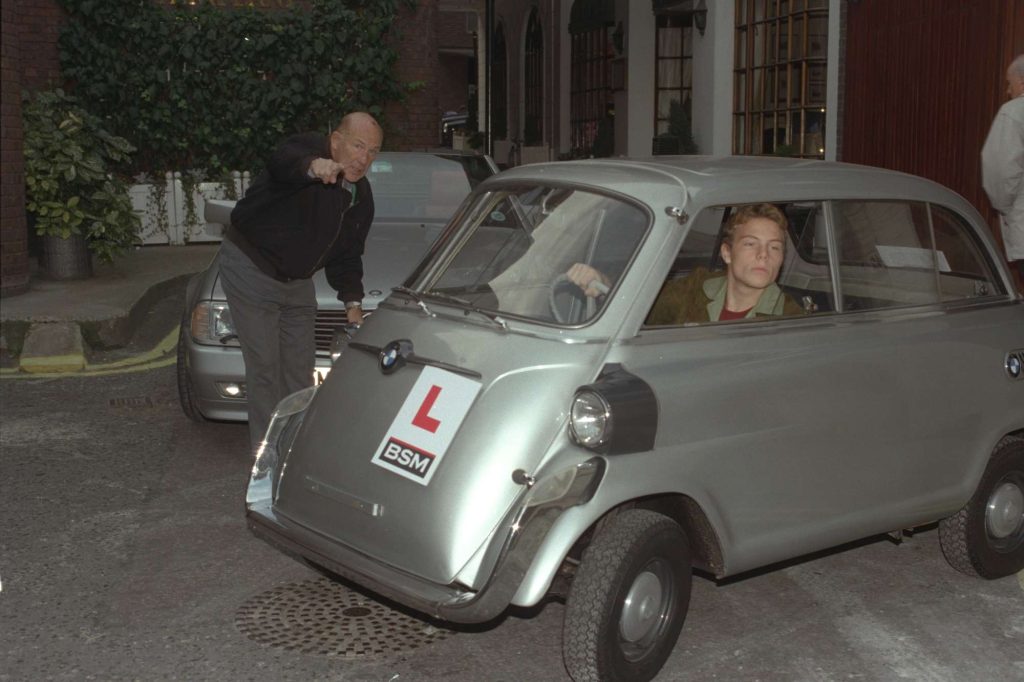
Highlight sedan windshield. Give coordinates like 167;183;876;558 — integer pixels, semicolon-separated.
421;185;648;325
366;154;494;222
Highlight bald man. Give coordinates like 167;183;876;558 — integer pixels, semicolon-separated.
219;113;383;450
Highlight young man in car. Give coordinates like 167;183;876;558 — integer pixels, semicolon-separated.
218;112;383;451
567;202;804;324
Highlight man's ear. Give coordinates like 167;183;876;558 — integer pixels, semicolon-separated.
720;242;732;265
329;131;343;159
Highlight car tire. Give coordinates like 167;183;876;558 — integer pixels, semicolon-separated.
938;436;1023;579
176;314;206;423
563;509;691;682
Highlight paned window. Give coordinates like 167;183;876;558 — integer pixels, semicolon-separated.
523;8;544;145
655;14;693;137
733;0;828;157
492;23;508;140
569;27;612;156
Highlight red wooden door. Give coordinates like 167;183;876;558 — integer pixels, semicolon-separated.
842;0;1023;269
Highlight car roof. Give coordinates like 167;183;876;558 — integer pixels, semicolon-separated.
490;155;974;216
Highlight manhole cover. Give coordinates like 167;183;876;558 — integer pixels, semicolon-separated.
235;578;454;657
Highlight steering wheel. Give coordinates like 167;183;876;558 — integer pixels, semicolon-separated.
549;274;607;324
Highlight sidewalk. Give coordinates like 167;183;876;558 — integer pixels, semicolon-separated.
0;244;219;374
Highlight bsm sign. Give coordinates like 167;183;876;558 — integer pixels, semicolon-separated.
371;366;481;486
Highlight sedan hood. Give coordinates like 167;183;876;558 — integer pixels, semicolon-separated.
270;306;609;585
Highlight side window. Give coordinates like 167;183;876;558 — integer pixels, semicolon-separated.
929;204;1006;300
779;202;835;313
644;203;823;327
832;200;940;310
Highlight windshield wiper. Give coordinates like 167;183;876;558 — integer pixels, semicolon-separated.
392;286;433;316
424;290;509;331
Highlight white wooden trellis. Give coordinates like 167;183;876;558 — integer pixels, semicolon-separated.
129;171;251;245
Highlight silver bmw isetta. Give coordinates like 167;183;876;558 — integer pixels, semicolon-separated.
246;157;1024;682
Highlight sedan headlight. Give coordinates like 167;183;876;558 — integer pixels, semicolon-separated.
189;301;240;346
569;390;612;448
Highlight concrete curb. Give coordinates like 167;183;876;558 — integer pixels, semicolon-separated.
18;322;86;373
1;327;179;379
8;272;193;375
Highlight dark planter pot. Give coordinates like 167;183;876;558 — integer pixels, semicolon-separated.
652;135;681;155
39;233;93;280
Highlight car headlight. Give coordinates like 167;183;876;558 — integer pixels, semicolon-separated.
569;390;612;448
567;366;658;455
189;301;240;346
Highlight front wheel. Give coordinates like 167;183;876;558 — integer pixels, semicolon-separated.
563;509;692;682
176;315;206;423
939;436;1023;579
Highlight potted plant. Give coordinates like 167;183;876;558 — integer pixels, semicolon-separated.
22;89;140;279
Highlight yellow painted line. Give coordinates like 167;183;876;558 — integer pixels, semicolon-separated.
18;354;87;374
0;328;179;379
84;327;180;369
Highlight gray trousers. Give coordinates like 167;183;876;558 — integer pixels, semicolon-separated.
218;238;316;451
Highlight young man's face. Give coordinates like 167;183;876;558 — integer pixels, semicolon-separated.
721;217;786;293
330;119;383;182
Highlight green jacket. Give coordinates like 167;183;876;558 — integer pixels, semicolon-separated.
647;267;804;325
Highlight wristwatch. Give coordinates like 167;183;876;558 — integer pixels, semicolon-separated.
344;301;362;310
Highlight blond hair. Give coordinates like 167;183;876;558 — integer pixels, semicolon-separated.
722;203;788;245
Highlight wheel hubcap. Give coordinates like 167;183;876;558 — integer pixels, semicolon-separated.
620;570;663;643
619;558;674;661
986;479;1024;541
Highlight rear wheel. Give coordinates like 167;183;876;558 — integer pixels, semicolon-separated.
176;313;206;422
563;509;691;682
939;436;1023;579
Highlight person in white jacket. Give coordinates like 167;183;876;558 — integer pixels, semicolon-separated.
981;54;1024;282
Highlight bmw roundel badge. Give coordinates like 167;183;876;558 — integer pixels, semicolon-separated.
379;339;413;374
1006;350;1023;380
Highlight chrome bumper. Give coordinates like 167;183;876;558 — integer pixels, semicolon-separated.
247;457;604;623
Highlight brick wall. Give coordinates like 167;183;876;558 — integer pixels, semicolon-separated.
438;10;475;51
1;0;64;295
17;0;64;92
384;0;441;151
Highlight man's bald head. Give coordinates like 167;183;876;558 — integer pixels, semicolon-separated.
330;112;383;182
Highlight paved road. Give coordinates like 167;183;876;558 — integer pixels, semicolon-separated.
1;366;1022;681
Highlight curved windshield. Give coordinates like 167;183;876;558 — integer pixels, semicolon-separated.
422;185;648;325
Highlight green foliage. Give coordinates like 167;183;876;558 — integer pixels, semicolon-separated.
57;0;411;177
22;89;141;262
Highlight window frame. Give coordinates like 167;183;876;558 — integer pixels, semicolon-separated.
733;0;828;158
523;8;544;146
640;198;1011;331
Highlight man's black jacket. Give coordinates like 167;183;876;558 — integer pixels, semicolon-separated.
228;132;375;302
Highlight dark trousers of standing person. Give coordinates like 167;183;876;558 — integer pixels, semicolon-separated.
217;238;317;452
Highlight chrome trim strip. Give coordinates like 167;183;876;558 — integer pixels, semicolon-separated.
348;341;483;379
303;475;383;517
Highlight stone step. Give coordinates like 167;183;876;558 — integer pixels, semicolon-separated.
18;322;86;373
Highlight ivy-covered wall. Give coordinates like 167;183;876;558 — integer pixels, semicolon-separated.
57;0;415;178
